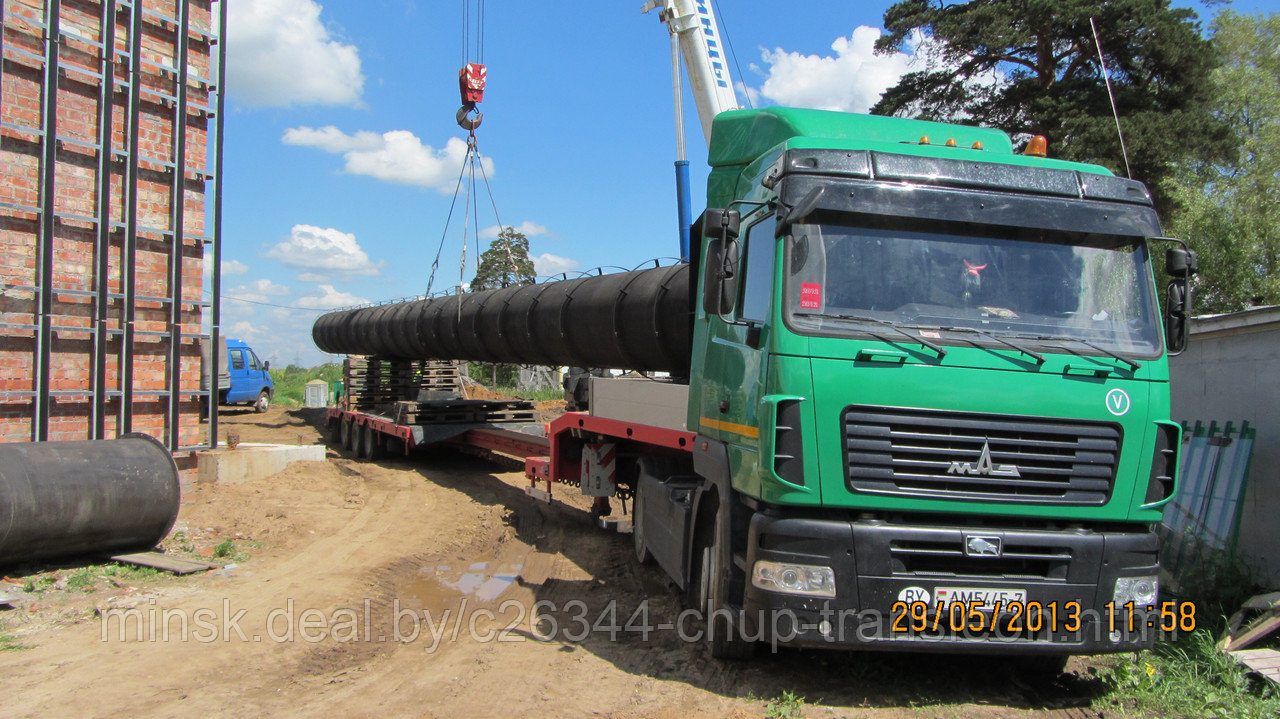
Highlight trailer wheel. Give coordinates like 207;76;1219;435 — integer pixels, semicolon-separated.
632;480;654;565
691;501;755;660
338;417;352;450
345;420;361;455
329;418;343;445
361;425;383;461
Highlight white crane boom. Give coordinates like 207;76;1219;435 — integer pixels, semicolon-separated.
642;0;740;145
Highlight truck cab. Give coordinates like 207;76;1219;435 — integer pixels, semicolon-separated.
224;338;274;412
676;107;1192;657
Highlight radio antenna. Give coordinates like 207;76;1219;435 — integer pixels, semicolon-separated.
1090;17;1132;179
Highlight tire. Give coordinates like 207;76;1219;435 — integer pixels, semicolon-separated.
338;418;351;449
361;425;383;461
691;499;755;660
343;419;358;454
632;479;654;565
254;390;270;413
329;419;343;445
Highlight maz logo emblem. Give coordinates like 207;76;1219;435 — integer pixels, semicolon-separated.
965;535;1002;557
947;441;1021;478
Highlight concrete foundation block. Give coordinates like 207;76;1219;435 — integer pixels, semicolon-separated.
196;443;326;485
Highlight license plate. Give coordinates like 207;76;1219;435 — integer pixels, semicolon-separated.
933;586;1027;606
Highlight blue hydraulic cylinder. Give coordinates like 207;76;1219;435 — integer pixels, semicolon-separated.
675;160;692;261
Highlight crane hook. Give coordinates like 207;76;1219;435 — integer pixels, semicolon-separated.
457;103;483;131
458;63;487;131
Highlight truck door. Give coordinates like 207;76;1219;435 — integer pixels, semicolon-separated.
226;348;250;402
698;213;776;497
246;350;269;393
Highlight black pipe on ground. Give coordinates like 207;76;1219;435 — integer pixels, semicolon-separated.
0;433;181;566
313;264;693;374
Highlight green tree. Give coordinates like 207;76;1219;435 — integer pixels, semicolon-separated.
1166;11;1280;313
469;226;536;386
870;0;1232;213
471;226;535;292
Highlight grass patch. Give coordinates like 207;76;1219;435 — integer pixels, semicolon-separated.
1097;628;1280;718
1096;549;1279;717
0;634;34;652
764;690;806;719
492;385;564;402
212;539;250;563
18;562;164;594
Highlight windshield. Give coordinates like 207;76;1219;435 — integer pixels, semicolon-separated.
785;217;1161;358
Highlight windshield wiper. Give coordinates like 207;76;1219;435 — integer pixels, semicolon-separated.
795;312;947;359
928;325;1046;365
1041;336;1141;371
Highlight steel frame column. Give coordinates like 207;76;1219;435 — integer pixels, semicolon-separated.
90;0;118;439
165;0;189;450
120;0;141;432
33;0;62;442
209;0;225;448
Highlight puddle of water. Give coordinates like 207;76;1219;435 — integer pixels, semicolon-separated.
405;559;524;608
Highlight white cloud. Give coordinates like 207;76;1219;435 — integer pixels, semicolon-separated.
296;272;329;283
296;284;369;309
227;0;364;108
480;221;549;240
225;278;291;303
265;224;380;276
227;320;264;340
222;259;249;276
283;127;492;194
533;253;579;277
754;26;916;113
752;27;1002;116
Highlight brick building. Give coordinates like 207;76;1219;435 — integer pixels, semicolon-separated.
0;0;224;452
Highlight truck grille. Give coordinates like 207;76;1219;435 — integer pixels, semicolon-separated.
844;406;1121;505
890;538;1073;581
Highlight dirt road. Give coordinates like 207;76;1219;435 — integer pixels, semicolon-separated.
0;408;1116;717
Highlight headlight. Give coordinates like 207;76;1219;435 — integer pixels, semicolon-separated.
752;560;836;598
1114;576;1159;606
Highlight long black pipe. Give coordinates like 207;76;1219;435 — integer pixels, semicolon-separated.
314;264;693;374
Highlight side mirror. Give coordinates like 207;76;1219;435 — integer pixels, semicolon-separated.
703;207;741;241
702;238;724;315
718;238;741;316
1166;247;1198;278
1165;281;1190;354
700;235;741;318
1162;246;1197;354
263;360;271;371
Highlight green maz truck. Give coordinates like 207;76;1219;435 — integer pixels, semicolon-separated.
312;105;1198;661
638;105;1195;658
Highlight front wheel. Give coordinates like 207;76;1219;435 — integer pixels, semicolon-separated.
254;390;270;413
692;503;755;660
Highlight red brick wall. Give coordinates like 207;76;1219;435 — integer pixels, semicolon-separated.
0;0;214;448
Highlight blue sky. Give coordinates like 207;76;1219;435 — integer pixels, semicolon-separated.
217;0;1279;366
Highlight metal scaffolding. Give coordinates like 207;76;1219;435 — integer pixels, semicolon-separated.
0;0;225;450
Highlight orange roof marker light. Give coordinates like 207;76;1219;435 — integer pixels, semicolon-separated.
971;141;984;150
945;138;957;147
1024;135;1049;157
918;136;930;145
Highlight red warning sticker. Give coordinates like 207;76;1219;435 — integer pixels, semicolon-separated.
800;282;822;309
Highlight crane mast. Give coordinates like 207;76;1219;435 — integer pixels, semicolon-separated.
642;0;740;144
643;0;740;259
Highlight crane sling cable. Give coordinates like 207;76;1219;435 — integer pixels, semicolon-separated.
425;0;515;298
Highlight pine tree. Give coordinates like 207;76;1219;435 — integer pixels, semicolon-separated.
870;0;1232;214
